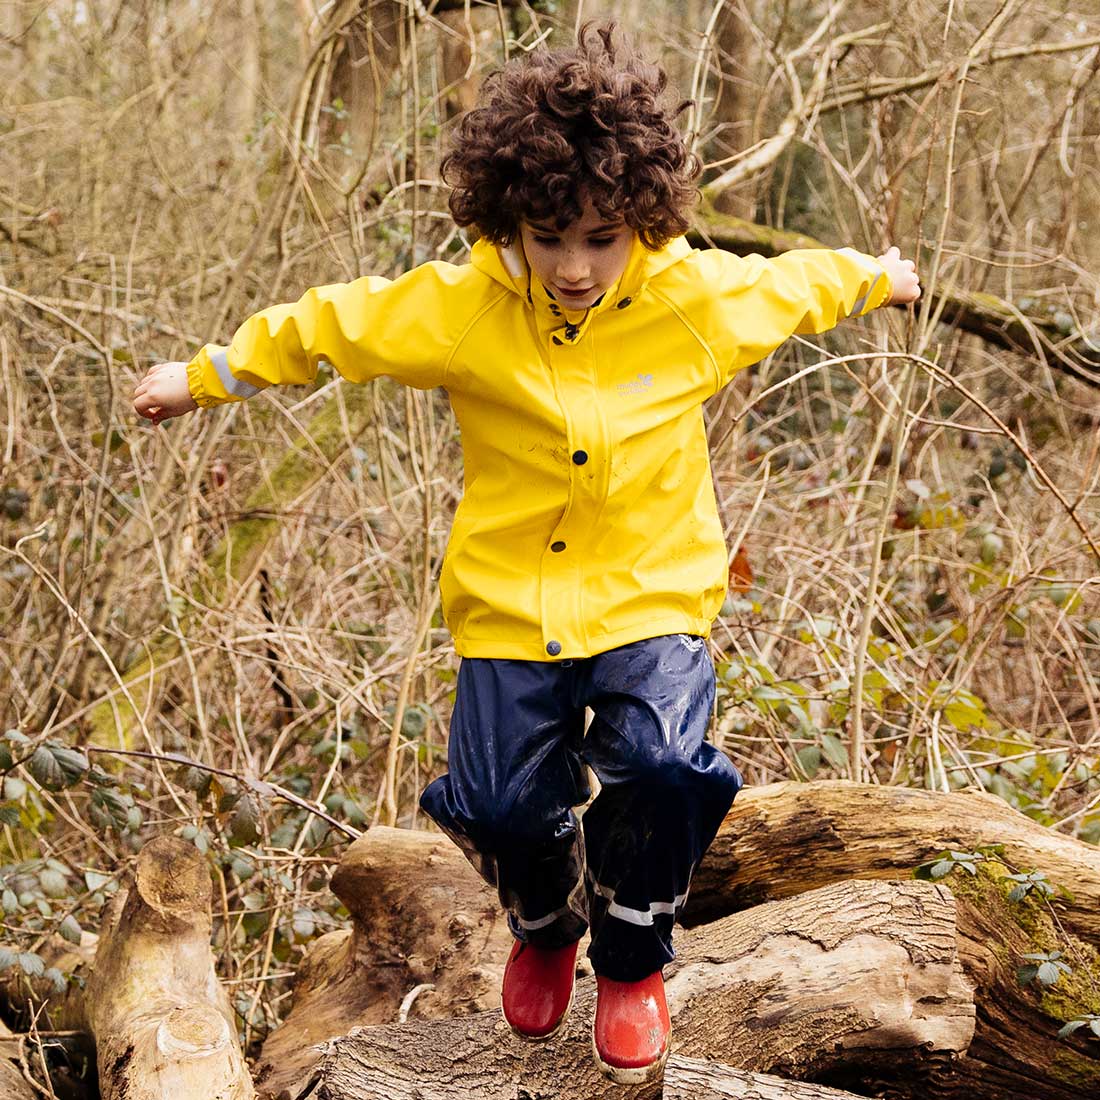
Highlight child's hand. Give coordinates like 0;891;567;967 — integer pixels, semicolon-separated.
132;362;199;424
876;246;921;305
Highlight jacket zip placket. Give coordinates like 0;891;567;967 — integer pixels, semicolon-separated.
539;304;602;659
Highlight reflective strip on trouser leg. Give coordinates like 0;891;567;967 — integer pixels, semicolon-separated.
578;634;744;982
589;882;689;927
419;657;592;949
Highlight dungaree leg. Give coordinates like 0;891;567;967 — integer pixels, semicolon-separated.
419;657;590;948
579;635;744;982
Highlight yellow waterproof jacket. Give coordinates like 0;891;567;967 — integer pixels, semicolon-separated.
186;234;890;660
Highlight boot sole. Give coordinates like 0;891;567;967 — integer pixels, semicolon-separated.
591;1029;670;1084
505;975;576;1042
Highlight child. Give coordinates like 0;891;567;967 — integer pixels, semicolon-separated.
132;21;919;1084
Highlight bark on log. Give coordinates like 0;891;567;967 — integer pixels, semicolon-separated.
293;878;975;1100
253;826;512;1099
686;780;1100;941
685;781;1100;1099
310;1052;884;1100
689;208;1100;381
85;836;254;1100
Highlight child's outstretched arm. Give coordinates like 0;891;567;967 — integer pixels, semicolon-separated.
131;261;482;424
678;243;920;392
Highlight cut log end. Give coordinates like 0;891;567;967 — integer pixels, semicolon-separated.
157;1004;232;1057
135;835;211;920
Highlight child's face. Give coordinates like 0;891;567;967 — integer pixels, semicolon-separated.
518;193;634;311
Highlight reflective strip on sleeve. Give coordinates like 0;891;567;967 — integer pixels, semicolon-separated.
211;348;262;398
836;247;884;318
591;882;688;927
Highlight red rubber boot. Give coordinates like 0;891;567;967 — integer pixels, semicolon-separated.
592;970;671;1083
501;939;580;1040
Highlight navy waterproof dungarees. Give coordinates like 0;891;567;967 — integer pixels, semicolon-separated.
420;633;744;981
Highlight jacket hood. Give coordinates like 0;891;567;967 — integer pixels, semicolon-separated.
470;232;693;342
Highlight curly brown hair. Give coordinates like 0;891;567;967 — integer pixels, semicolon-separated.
442;21;700;251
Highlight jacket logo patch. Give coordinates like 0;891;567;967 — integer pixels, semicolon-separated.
616;373;654;396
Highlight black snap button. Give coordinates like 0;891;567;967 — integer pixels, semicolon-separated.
616;297;632;309
552;336;563;345
565;325;578;339
551;540;566;552
550;306;561;314
546;640;562;656
572;450;588;465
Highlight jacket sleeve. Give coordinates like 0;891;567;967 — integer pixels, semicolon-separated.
674;247;892;393
185;260;479;408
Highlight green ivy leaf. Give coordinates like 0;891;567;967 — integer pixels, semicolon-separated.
18;951;44;977
46;743;89;787
795;745;822;778
229;790;262;848
178;765;213;798
821;733;848;768
1037;961;1063;986
2;776;26;800
38;869;68;898
84;870;111;892
0;802;21;827
28;745;64;790
291;908;316;941
59;915;83;945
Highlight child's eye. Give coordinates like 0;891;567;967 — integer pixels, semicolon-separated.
533;235;559;246
589;237;616;247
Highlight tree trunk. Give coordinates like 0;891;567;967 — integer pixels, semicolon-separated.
224;0;262;141
84;836;254;1100
437;7;498;121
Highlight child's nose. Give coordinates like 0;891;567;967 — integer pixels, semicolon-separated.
557;250;590;284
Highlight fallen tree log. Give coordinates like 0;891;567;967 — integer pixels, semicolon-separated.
258;782;1100;1100
686;780;1100;940
308;1051;884;1100
290;878;975;1100
84;835;254;1100
253;826;512;1099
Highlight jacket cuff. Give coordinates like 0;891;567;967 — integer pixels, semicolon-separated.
836;247;893;316
187;345;264;408
185;352;218;409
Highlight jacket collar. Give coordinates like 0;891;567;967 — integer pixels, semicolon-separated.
470;232;692;343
